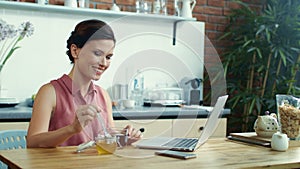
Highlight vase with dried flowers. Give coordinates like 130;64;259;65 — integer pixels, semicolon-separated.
0;19;34;98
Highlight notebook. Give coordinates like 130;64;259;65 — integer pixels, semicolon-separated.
135;95;228;152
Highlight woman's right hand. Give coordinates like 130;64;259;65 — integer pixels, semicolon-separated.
71;104;101;133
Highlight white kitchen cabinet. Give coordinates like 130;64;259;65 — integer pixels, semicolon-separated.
114;119;173;139
0;118;226;138
114;118;227;139
0;122;29;131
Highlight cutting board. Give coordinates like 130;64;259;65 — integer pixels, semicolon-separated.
228;132;300;147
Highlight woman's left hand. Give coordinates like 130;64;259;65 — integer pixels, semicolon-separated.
124;125;142;145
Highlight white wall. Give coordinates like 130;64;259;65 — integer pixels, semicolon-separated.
0;4;204;102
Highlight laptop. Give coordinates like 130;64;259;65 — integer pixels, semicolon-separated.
135;95;228;152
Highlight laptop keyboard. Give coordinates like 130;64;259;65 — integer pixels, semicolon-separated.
162;138;198;149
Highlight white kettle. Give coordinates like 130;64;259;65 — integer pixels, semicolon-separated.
271;132;289;151
180;0;196;18
110;0;120;12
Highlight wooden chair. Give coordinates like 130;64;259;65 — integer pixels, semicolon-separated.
0;130;27;169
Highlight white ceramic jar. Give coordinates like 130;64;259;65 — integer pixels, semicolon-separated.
271;132;289;151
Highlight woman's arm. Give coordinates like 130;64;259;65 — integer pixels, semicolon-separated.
26;83;99;148
26;83;76;147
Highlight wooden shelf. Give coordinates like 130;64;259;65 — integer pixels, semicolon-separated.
0;1;196;23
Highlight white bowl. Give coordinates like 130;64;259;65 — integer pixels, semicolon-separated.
122;100;135;108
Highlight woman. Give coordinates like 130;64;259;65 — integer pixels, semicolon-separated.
27;19;142;148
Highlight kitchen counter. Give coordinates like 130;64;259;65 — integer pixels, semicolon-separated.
0;105;230;122
0;106;32;122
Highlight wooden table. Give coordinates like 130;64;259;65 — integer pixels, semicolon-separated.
1;138;300;169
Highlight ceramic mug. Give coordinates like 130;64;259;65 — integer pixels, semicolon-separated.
271;132;289;151
122;99;135;109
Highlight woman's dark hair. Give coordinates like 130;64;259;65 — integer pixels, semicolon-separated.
66;19;116;63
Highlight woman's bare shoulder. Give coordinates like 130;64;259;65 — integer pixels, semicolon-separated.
33;83;56;108
38;83;55;95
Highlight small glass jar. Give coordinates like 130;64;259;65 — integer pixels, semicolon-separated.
276;94;300;140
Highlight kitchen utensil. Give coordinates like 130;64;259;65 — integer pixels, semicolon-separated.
174;0;180;16
111;0;120;11
143;87;184;107
0;98;19;108
180;0;196;18
112;84;128;101
180;77;203;105
76;140;95;153
96;113;111;138
143;1;152;14
160;0;167;15
153;0;161;14
122;99;135;109
135;0;143;13
78;0;85;8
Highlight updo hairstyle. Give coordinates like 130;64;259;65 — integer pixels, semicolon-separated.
66;19;116;63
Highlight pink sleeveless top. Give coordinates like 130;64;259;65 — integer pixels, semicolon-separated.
49;74;109;146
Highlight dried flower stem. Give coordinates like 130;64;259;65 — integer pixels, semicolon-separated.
0;36;22;72
0;20;33;73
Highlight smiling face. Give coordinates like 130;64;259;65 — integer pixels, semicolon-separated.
73;39;115;81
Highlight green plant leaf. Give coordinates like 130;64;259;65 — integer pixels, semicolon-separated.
221;0;300;133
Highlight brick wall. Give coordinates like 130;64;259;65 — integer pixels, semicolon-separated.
22;0;263;57
193;0;263;103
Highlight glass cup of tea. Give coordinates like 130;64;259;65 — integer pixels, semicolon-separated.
95;128;128;155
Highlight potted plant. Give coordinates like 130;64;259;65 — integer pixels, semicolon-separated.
221;0;300;133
